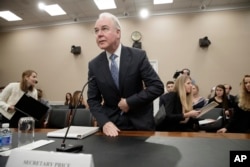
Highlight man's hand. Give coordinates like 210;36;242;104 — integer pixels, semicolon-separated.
103;122;120;137
118;98;129;113
217;128;227;133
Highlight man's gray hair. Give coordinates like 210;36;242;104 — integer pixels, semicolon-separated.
99;12;121;30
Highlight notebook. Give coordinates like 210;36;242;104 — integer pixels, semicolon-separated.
47;126;99;139
15;93;49;121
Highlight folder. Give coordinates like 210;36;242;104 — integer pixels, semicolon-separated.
47;126;99;139
15;93;49;122
197;101;219;118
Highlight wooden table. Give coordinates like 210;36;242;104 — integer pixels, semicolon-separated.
13;128;250;139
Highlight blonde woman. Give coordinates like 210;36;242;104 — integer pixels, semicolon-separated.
192;84;207;110
0;70;38;127
156;75;200;131
217;75;250;133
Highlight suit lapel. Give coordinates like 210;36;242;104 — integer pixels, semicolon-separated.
98;52;120;92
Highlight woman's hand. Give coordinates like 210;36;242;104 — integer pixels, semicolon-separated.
7;105;15;113
184;110;200;118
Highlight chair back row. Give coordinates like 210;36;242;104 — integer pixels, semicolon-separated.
47;108;93;128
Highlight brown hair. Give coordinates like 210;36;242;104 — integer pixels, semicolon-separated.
20;70;37;92
213;84;229;109
71;90;81;107
64;92;72;105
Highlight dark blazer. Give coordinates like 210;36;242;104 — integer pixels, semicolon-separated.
226;104;250;133
156;92;196;131
87;46;164;130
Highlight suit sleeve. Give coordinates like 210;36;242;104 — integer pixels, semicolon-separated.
126;51;164;108
87;60;111;127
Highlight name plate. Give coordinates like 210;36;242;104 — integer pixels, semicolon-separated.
6;149;94;167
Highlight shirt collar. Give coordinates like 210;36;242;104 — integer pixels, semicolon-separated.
106;43;122;59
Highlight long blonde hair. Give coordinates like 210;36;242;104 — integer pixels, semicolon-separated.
174;75;193;112
238;75;250;111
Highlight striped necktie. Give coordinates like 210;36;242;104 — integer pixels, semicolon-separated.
110;54;119;88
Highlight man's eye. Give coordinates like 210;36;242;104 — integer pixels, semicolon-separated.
94;29;99;34
102;27;109;31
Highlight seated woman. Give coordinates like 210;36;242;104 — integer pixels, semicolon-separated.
207;84;232;123
69;90;89;109
64;92;72;106
192;84;207;110
156;75;200;132
217;75;250;133
208;84;230;108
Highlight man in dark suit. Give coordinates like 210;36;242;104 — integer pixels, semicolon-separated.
87;12;164;137
224;84;236;106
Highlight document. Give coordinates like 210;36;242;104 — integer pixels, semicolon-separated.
197;101;219;118
47;126;99;139
0;140;55;156
198;116;223;125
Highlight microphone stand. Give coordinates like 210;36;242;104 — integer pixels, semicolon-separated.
56;77;94;152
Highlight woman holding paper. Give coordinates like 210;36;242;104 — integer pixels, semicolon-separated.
156;75;200;131
0;70;38;127
217;75;250;133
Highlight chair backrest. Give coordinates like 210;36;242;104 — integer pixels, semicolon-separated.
154;105;166;127
47;108;70;128
70;108;92;126
51;105;69;109
198;108;225;132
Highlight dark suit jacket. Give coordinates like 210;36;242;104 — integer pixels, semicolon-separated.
87;46;164;130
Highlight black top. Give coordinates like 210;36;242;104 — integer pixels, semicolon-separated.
69;104;86;109
193;97;206;110
156;92;197;132
226;104;250;133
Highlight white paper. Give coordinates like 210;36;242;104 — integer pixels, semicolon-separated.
198;119;216;125
47;126;99;139
0;140;55;156
6;149;94;167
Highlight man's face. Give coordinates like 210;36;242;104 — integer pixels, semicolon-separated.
166;83;174;92
224;84;231;95
94;17;120;53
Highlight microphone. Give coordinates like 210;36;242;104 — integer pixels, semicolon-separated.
56;76;95;153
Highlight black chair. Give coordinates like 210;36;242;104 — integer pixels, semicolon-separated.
198;108;226;132
47;108;71;128
70;108;93;126
50;105;69;109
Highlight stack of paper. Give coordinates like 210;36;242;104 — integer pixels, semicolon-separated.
47;126;99;139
